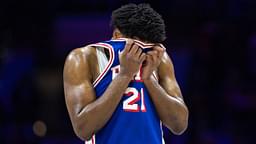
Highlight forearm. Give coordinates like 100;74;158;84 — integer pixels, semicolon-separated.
144;76;188;134
76;74;131;139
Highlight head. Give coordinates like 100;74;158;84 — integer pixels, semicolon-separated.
111;3;166;43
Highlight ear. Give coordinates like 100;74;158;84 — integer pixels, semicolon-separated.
112;28;123;39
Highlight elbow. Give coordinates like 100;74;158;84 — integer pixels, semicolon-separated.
164;107;189;135
170;118;188;135
73;124;91;141
174;108;189;135
73;119;93;141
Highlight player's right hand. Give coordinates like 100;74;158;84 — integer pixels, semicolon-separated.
119;39;146;78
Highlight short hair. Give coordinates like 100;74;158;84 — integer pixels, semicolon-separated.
111;3;166;43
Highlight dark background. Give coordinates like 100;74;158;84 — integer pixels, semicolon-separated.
1;0;256;144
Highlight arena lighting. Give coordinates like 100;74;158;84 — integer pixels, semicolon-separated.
33;120;47;137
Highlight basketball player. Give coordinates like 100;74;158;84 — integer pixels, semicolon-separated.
64;3;188;144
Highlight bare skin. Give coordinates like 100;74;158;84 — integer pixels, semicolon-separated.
142;46;188;134
64;29;189;140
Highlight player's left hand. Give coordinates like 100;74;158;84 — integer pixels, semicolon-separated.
141;45;165;80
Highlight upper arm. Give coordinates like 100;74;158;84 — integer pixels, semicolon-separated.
158;52;184;101
63;47;96;122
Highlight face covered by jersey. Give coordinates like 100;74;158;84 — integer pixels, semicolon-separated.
86;39;166;144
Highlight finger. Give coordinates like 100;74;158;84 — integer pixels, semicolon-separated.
139;53;146;62
135;47;143;58
155;43;166;51
153;45;163;50
129;43;140;54
153;46;165;58
153;46;164;53
147;51;158;62
158;48;165;58
147;50;158;56
123;39;134;54
159;50;165;58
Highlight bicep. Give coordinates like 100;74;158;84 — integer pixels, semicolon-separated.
64;82;96;117
158;52;183;100
63;48;96;119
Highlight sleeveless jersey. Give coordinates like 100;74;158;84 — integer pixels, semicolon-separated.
86;38;165;144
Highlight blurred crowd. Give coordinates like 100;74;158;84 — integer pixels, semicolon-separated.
0;0;256;144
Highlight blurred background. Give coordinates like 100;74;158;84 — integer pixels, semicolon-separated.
1;0;256;144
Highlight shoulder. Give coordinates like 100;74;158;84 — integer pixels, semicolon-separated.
158;51;175;80
64;46;98;70
161;52;174;67
65;46;96;61
159;51;174;71
63;46;97;84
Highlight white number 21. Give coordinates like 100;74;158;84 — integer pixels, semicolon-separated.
123;87;146;112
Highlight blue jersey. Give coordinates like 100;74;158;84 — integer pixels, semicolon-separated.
86;39;165;144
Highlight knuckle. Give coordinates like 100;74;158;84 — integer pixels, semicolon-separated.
133;44;139;49
126;53;132;58
126;41;134;46
126;41;133;47
138;48;142;53
129;41;134;45
127;39;133;43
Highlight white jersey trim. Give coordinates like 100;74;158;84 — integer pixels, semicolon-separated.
85;134;95;144
96;47;109;74
160;121;166;144
111;38;155;49
111;38;166;49
89;43;115;87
